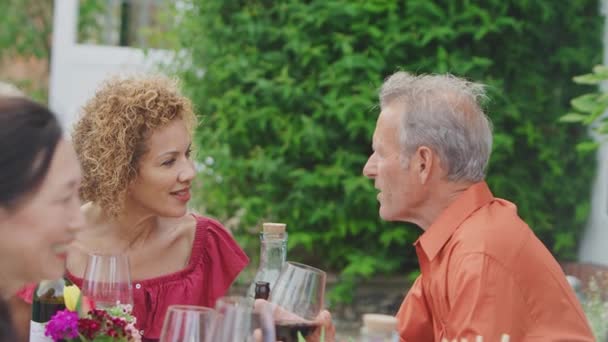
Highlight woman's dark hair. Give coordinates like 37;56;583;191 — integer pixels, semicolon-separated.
0;96;62;209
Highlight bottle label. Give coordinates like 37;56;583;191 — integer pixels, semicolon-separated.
29;321;52;342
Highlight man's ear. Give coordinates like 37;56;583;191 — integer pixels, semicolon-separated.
414;146;434;184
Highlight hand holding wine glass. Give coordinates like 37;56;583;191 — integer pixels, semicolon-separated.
267;261;334;342
254;301;335;342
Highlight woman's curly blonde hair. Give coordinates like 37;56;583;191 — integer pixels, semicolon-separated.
72;74;197;217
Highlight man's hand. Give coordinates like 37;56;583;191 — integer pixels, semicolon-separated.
254;299;336;342
307;310;335;342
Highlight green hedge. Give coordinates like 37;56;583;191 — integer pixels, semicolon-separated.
175;1;601;299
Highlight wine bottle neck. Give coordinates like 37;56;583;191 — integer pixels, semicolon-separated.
259;232;287;270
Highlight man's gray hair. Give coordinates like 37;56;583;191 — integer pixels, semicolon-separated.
379;72;492;182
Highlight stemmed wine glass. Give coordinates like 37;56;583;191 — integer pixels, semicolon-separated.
81;253;134;311
269;262;327;342
159;305;215;342
208;296;275;342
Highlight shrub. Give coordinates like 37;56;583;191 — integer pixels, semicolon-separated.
174;1;602;301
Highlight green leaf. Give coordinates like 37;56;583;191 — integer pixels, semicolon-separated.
575;141;600;153
592;64;608;75
559;113;588;123
573;73;607;85
583;107;608;125
75;294;82;315
571;94;602;114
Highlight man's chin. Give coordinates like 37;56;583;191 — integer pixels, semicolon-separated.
379;208;396;221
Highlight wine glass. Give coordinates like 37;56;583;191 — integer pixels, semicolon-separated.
81;253;133;311
209;296;275;342
159;305;215;342
269;262;327;342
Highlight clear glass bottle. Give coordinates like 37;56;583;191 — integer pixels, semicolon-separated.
29;278;68;342
246;222;287;300
360;314;399;342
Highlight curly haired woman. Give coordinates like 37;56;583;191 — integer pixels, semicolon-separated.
16;74;248;342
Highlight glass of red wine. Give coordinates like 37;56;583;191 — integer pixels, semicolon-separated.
81;253;134;312
159;305;216;342
269;262;327;342
208;296;275;342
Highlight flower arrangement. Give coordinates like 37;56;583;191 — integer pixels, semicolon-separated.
44;284;141;342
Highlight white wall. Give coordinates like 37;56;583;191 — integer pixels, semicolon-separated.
577;0;608;265
579;144;608;264
48;0;174;132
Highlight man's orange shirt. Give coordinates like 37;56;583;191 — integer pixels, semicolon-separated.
396;182;594;341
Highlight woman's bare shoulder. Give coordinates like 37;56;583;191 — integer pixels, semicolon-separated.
81;201;106;225
74;202;112;254
156;214;197;246
174;214;197;241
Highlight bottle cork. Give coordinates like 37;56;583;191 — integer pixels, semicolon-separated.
362;314;397;333
262;222;286;233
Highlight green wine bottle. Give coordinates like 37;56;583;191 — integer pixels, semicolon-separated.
29;278;69;342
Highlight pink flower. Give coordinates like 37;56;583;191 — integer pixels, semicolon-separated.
44;309;79;340
126;322;142;342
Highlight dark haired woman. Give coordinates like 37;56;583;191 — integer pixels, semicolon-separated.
0;96;84;341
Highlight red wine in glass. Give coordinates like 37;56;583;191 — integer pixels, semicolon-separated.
274;320;319;342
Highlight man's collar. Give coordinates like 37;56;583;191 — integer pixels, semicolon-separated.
415;181;494;261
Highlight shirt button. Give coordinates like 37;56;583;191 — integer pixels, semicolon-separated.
135;283;141;289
